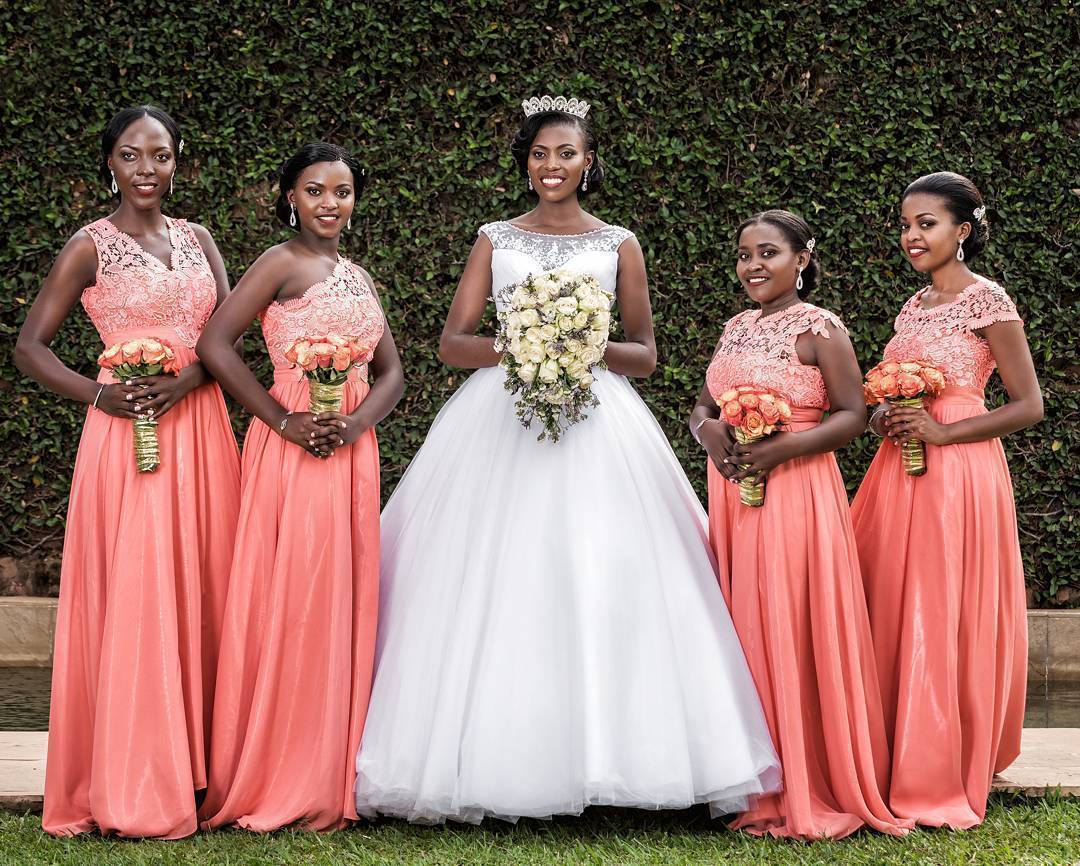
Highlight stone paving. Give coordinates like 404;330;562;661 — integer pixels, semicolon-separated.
2;729;1077;815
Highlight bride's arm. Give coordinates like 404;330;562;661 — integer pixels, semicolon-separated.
438;235;501;370
605;236;657;378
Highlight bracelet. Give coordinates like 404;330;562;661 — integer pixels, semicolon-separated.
278;414;290;433
692;416;709;444
867;405;888;438
91;384;105;410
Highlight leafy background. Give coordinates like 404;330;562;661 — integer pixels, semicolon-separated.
1;1;1076;604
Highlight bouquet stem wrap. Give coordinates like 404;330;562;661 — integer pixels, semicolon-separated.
891;396;927;476
132;417;160;473
734;427;766;507
308;381;344;414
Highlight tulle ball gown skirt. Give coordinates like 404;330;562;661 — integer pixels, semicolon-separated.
199;368;381;832
851;387;1027;829
43;337;240;839
355;366;780;824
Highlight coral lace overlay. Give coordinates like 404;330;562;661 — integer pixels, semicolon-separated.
706;303;845;410
81;217;217;347
884;280;1021;389
261;258;385;370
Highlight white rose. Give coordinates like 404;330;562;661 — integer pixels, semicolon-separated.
581;346;602;366
538;359;560;383
518;362;538;383
559;353;573;367
535;288;552;303
593;310;611;330
505;311;522;332
508;337;522;356
539;323;557;341
554;296;578;316
527;344;546;364
573;311;589;328
557;315;575;331
540;302;557;320
565;338;583;354
546;343;562;359
586;330;606;347
519;309;540;327
568;361;588;380
524;326;544;344
576;293;599;312
578;373;594;389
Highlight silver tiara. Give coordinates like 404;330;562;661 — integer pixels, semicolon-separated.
806;237;817;253
521;95;590;119
973;205;986;220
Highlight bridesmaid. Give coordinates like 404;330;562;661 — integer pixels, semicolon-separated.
196;142;404;832
690;210;911;839
852;172;1043;828
14;105;241;838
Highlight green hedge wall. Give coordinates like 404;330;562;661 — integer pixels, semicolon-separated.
2;1;1077;603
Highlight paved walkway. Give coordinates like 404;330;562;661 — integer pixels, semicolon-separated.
2;729;1078;814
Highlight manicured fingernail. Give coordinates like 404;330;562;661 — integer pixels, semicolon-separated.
125;380;132;385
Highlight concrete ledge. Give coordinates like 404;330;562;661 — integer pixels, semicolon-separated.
1028;610;1080;684
0;599;56;668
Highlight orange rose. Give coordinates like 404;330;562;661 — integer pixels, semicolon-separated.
922;367;946;393
719;389;738;403
897;372;923;397
141;339;168;364
327;334;349;347
775;399;792;421
332;348;352;371
350;341;371;362
121;340;143;365
98;343;123;368
881;361;901;375
738;393;760;409
743;410;765;437
878;373;898;396
736;385;754;393
760;401;780;424
899;362;921;374
722;401;743;423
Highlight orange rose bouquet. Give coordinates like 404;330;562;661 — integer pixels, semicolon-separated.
284;334;374;414
716;385;793;507
864;359;946;476
98;337;181;472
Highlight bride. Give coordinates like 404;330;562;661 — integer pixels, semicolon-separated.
355;95;780;824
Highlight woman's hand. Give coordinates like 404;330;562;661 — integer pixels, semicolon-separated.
884;403;953;446
730;431;799;481
126;365;209;419
94;382;148;419
699;419;738;480
306;411;357;454
277;411;346;458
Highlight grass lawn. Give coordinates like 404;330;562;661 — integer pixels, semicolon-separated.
2;794;1078;865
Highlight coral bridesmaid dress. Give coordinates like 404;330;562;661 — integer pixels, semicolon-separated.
851;279;1028;828
43;217;241;838
706;302;911;840
199;257;385;832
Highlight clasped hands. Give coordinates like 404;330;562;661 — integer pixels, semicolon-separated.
698;419;796;483
277;411;365;458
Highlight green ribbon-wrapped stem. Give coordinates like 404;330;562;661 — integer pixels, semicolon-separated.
891;396;927;476
734;427;766;507
133;417;160;473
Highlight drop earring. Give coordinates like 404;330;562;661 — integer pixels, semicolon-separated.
169;174;174;196
289;203;297;228
528;176;534;192
582;170;588;192
796;267;804;294
956;240;965;262
347;216;352;230
110;171;118;195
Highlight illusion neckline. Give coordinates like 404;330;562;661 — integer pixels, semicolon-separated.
914;279;985;312
503;220;613;238
102;216;178;273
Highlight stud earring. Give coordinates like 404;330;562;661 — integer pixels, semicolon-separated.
289;203;297;227
796;268;804;293
528;176;534;192
956;241;965;262
110;171;118;195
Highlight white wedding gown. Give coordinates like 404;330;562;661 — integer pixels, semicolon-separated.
355;221;780;823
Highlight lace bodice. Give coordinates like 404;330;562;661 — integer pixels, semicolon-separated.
479;221;634;309
884;279;1021;389
81;217;217;347
260;257;385;369
706;303;846;410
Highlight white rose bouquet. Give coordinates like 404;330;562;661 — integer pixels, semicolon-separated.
493;268;613;442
